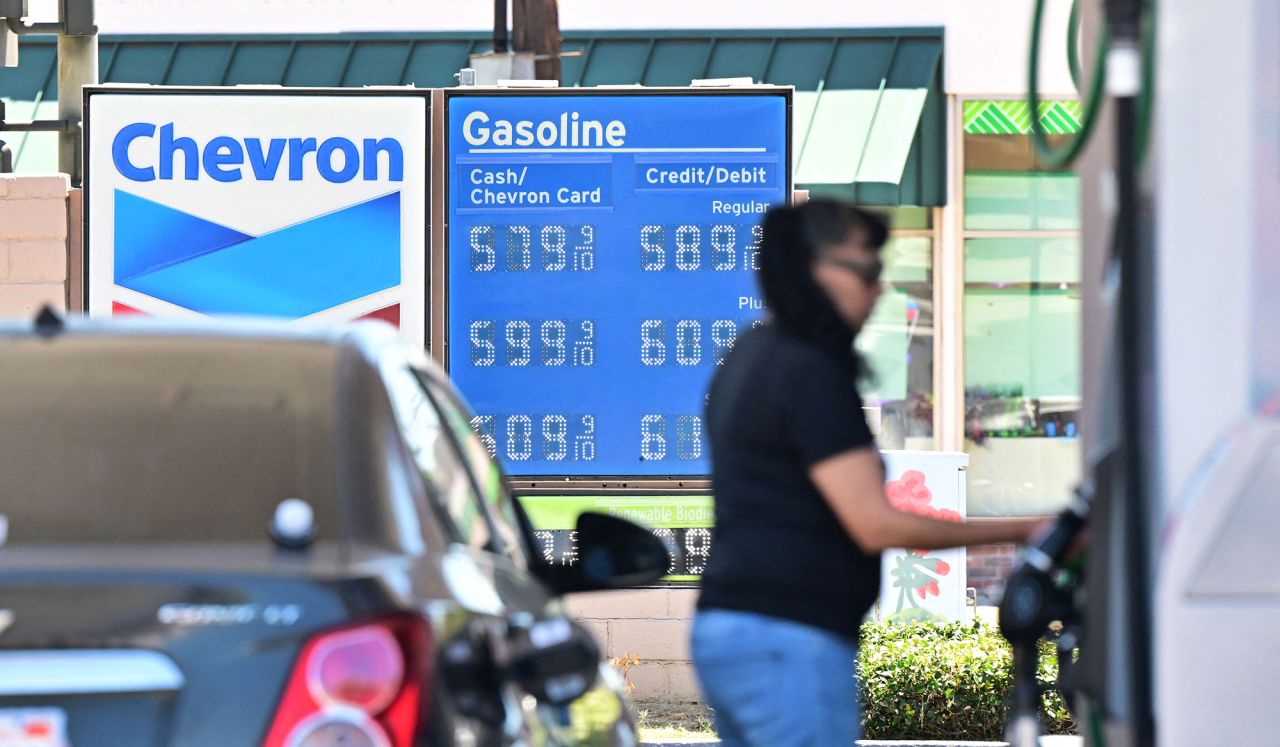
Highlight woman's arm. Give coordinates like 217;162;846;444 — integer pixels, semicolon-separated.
809;447;1042;554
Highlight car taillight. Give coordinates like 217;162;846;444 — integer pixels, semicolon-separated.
263;617;431;747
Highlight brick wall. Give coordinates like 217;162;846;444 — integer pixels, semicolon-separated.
967;543;1017;605
570;575;1012;705
568;588;703;704
0;175;70;317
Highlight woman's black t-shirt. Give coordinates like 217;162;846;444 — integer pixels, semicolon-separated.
697;322;880;639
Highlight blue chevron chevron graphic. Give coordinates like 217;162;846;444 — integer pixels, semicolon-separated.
114;189;401;317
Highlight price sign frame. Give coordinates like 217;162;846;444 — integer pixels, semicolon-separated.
433;86;792;488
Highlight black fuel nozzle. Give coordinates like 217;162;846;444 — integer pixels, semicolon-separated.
999;484;1090;645
999;485;1091;747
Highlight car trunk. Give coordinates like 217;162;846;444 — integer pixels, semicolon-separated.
0;545;407;747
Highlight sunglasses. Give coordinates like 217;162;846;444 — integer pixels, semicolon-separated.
820;255;884;285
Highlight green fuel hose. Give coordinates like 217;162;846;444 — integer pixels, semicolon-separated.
1028;0;1157;168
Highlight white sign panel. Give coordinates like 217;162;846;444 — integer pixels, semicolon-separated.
878;450;969;622
85;88;429;346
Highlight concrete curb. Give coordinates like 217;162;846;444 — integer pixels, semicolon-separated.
641;738;1084;747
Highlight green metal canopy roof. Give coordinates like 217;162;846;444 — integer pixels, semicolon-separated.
0;29;946;206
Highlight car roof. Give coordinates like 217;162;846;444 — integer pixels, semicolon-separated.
0;312;439;376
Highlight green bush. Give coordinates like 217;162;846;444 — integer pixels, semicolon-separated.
858;619;1076;741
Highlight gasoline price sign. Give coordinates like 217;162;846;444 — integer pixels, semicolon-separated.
446;89;790;477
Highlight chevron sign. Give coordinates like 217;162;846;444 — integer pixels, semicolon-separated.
84;89;430;345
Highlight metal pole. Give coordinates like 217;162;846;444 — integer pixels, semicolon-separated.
1103;0;1154;742
494;0;508;52
57;31;95;186
0;140;13;172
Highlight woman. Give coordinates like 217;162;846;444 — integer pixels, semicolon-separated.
691;200;1042;746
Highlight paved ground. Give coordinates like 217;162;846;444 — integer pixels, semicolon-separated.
641;738;1085;747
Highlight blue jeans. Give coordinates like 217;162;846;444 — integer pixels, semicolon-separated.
690;609;860;747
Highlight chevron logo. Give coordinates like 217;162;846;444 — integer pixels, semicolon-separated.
113;190;401;318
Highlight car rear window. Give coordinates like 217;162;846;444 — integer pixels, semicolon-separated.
0;336;343;544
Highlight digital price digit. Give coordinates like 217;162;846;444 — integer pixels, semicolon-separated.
640;414;667;461
506;414;534;460
541;414;568;461
470;225;496;271
640;320;666;366
675;225;701;271
540;320;566;366
533;530;557;564
676;414;704;460
711;225;736;270
574;414;597;461
652;528;680;575
540;225;567;271
675;320;702;366
504;321;532;367
470;321;496;366
641;225;665;271
711;319;737;364
684;528;712;575
506;225;532;272
573;225;596;271
470;414;497;457
572;321;596;367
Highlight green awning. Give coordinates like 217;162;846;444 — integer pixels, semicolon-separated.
792;36;944;205
1;29;945;206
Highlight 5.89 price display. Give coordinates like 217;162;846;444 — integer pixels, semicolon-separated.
446;91;789;476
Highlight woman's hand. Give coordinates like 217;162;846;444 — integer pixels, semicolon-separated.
809;448;1060;554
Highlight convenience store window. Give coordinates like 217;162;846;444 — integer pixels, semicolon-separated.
960;101;1083;516
858;208;936;451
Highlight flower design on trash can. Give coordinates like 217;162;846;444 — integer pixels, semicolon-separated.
885;470;960;614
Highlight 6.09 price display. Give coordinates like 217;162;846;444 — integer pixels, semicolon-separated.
446;91;789;477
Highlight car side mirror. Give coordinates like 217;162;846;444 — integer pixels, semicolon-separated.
524;510;672;595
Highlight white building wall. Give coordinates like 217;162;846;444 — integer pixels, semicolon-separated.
84;0;945;34
60;0;1075;97
945;0;1076;96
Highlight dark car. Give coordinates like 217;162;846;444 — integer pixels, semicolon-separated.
0;312;668;747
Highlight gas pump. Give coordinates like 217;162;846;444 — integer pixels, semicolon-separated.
1001;0;1279;743
998;0;1157;745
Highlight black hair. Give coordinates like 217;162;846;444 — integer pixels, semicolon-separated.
757;198;889;370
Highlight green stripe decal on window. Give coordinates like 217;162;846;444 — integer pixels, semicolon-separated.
964;100;1083;135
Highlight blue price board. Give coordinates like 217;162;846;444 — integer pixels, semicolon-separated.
445;90;790;477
